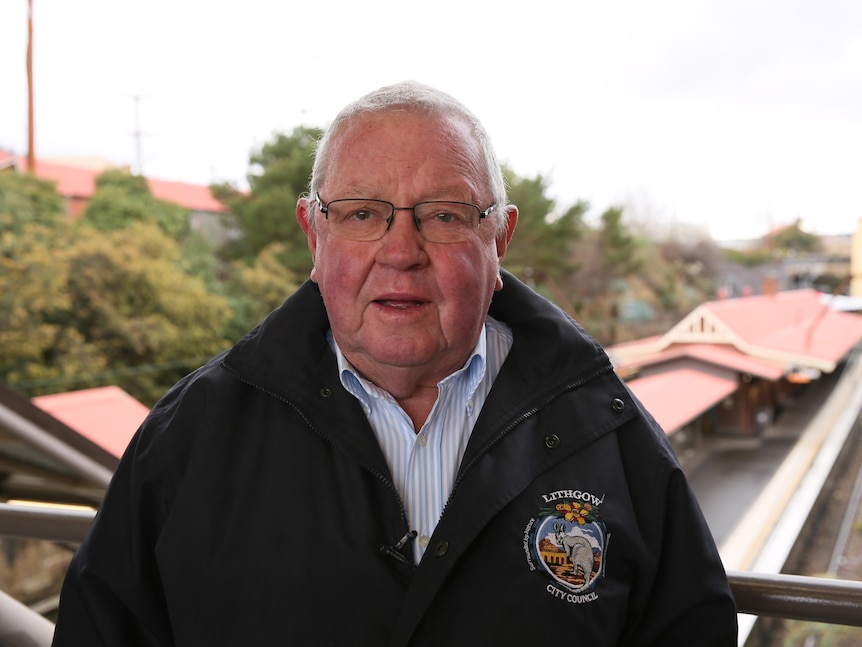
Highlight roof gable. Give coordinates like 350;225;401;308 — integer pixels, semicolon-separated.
611;289;862;375
665;304;744;346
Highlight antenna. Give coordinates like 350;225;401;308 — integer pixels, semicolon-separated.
130;95;149;176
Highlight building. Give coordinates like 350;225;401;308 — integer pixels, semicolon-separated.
0;150;234;244
609;288;862;464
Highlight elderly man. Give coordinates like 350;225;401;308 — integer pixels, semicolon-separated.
52;81;737;646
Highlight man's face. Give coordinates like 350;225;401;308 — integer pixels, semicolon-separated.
297;112;517;392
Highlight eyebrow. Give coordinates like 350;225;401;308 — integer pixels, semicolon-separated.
328;186;480;202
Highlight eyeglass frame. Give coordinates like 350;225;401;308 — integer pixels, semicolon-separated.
315;192;496;243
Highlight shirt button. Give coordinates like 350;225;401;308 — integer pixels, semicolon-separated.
416;435;427;447
612;398;626;412
418;535;430;548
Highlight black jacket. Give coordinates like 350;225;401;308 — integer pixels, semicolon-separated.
53;273;737;646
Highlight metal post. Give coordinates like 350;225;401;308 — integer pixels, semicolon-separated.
0;589;54;647
0;405;113;490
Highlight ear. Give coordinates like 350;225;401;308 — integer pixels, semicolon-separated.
296;196;319;281
495;205;518;261
494;205;518;290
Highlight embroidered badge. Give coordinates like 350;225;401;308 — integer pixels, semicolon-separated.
523;489;608;603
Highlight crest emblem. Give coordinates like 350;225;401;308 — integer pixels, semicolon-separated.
523;490;608;603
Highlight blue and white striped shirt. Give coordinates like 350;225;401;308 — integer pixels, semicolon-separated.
333;316;513;562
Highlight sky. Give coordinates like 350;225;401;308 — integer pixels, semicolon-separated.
1;0;861;241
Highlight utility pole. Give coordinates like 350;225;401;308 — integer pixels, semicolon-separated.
26;0;36;174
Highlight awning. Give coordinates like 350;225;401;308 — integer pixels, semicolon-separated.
627;367;738;434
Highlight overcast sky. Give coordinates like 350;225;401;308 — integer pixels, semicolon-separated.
2;0;861;240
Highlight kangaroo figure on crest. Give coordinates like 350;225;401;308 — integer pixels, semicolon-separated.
553;522;594;592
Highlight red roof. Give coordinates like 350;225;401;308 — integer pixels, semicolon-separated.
628;368;738;434
17;157;98;198
611;289;862;375
14;155;229;214
147;176;230;213
705;289;861;363
32;386;149;458
623;343;785;380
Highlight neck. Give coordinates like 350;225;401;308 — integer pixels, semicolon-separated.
395;388;438;432
358;368;440;432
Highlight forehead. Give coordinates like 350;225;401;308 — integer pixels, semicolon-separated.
324;112;487;196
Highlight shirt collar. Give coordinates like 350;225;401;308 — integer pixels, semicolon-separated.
330;326;488;414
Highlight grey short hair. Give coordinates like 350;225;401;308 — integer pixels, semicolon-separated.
308;80;509;236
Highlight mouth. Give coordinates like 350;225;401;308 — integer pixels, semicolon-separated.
375;299;427;309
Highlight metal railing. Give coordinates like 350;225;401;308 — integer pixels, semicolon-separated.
2;504;862;646
728;570;862;627
0;503;95;544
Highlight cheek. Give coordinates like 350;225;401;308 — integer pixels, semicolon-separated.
312;240;367;306
440;248;500;313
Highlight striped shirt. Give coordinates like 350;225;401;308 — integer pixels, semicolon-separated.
333;316;513;562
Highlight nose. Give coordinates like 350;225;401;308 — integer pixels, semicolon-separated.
376;208;427;268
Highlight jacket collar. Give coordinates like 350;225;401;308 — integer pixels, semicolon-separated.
223;270;611;403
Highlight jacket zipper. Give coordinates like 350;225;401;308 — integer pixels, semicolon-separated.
219;361;414;562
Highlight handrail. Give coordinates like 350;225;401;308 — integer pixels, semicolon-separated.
0;502;95;543
728;570;862;627
3;509;862;634
0;571;860;645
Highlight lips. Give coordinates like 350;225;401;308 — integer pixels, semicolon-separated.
375;299;426;309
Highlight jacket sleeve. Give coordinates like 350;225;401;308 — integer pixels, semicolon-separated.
617;410;738;646
52;402;180;646
631;468;738;646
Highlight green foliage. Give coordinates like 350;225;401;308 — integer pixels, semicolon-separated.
223;242;299;341
722;246;773;266
212;126;321;276
80;169;189;239
565;206;651;344
0;220;232;404
598;207;643;278
0;172;65;235
771;217;823;255
502;167;586;309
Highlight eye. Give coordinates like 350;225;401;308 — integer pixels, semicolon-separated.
424;205;470;225
336;201;388;224
431;210;458;223
347;209;374;222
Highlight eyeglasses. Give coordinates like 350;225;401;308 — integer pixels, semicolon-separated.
316;193;495;244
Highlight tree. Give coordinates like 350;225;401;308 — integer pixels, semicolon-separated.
502;168;586;312
223;242;300;341
212;126;321;275
0;220;232;404
0;171;65;236
770;218;823;255
80;169;190;239
572;206;645;344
